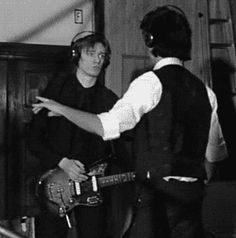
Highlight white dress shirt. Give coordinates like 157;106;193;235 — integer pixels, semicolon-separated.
98;57;228;165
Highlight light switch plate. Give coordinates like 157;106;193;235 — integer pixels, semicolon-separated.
74;9;83;24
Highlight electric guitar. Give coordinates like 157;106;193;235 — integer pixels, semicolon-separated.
37;162;135;217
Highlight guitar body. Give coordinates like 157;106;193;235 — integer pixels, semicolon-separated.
37;162;135;217
37;163;107;217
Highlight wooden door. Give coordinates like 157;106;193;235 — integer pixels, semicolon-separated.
7;60;62;217
0;43;69;219
104;0;211;97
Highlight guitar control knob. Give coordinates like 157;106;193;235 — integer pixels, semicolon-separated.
59;207;66;217
69;198;75;204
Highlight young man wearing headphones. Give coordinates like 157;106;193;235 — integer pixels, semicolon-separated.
28;32;130;238
32;5;228;237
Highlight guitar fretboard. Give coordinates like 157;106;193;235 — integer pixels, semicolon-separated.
98;172;135;187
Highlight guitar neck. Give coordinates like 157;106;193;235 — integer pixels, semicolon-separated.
98;172;135;188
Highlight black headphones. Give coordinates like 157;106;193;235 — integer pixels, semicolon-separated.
143;31;155;48
70;31;96;64
143;5;187;48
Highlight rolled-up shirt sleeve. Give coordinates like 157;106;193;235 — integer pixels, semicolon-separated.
98;71;162;140
205;86;228;162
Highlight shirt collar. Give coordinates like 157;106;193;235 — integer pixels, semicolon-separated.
153;57;183;70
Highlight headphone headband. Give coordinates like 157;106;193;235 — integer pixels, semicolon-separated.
165;5;186;18
71;31;97;45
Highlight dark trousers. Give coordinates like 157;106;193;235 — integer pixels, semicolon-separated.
125;179;205;238
35;205;106;238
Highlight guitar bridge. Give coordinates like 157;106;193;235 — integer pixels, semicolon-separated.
87;195;103;205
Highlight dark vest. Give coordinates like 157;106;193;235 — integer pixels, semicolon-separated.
133;65;212;181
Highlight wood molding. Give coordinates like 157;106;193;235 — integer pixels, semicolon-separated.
94;0;104;34
0;61;7;219
0;42;69;62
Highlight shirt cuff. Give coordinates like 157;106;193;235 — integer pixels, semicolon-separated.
97;112;120;141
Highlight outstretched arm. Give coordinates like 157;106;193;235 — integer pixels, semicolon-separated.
33;72;162;140
33;96;104;137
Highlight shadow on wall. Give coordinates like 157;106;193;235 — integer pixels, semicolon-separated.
211;58;236;180
7;0;89;43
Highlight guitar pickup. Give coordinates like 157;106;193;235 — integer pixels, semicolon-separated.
74;175;97;195
74;181;81;195
92;175;98;192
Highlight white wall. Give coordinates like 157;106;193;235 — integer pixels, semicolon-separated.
0;0;94;46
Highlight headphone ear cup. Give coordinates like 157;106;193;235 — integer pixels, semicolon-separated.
70;31;97;65
70;39;83;65
144;32;154;48
70;31;111;67
70;44;78;65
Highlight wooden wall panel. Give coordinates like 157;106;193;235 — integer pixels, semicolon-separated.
0;61;7;219
105;0;146;96
7;61;58;217
7;59;26;217
230;0;236;44
0;43;69;219
20;62;57;216
121;55;151;94
105;0;211;96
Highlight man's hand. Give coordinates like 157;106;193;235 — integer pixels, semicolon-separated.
32;96;64;115
58;157;88;182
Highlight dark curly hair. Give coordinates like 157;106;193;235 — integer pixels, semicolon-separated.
140;5;192;60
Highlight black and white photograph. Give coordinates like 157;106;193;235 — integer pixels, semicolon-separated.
0;1;236;238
